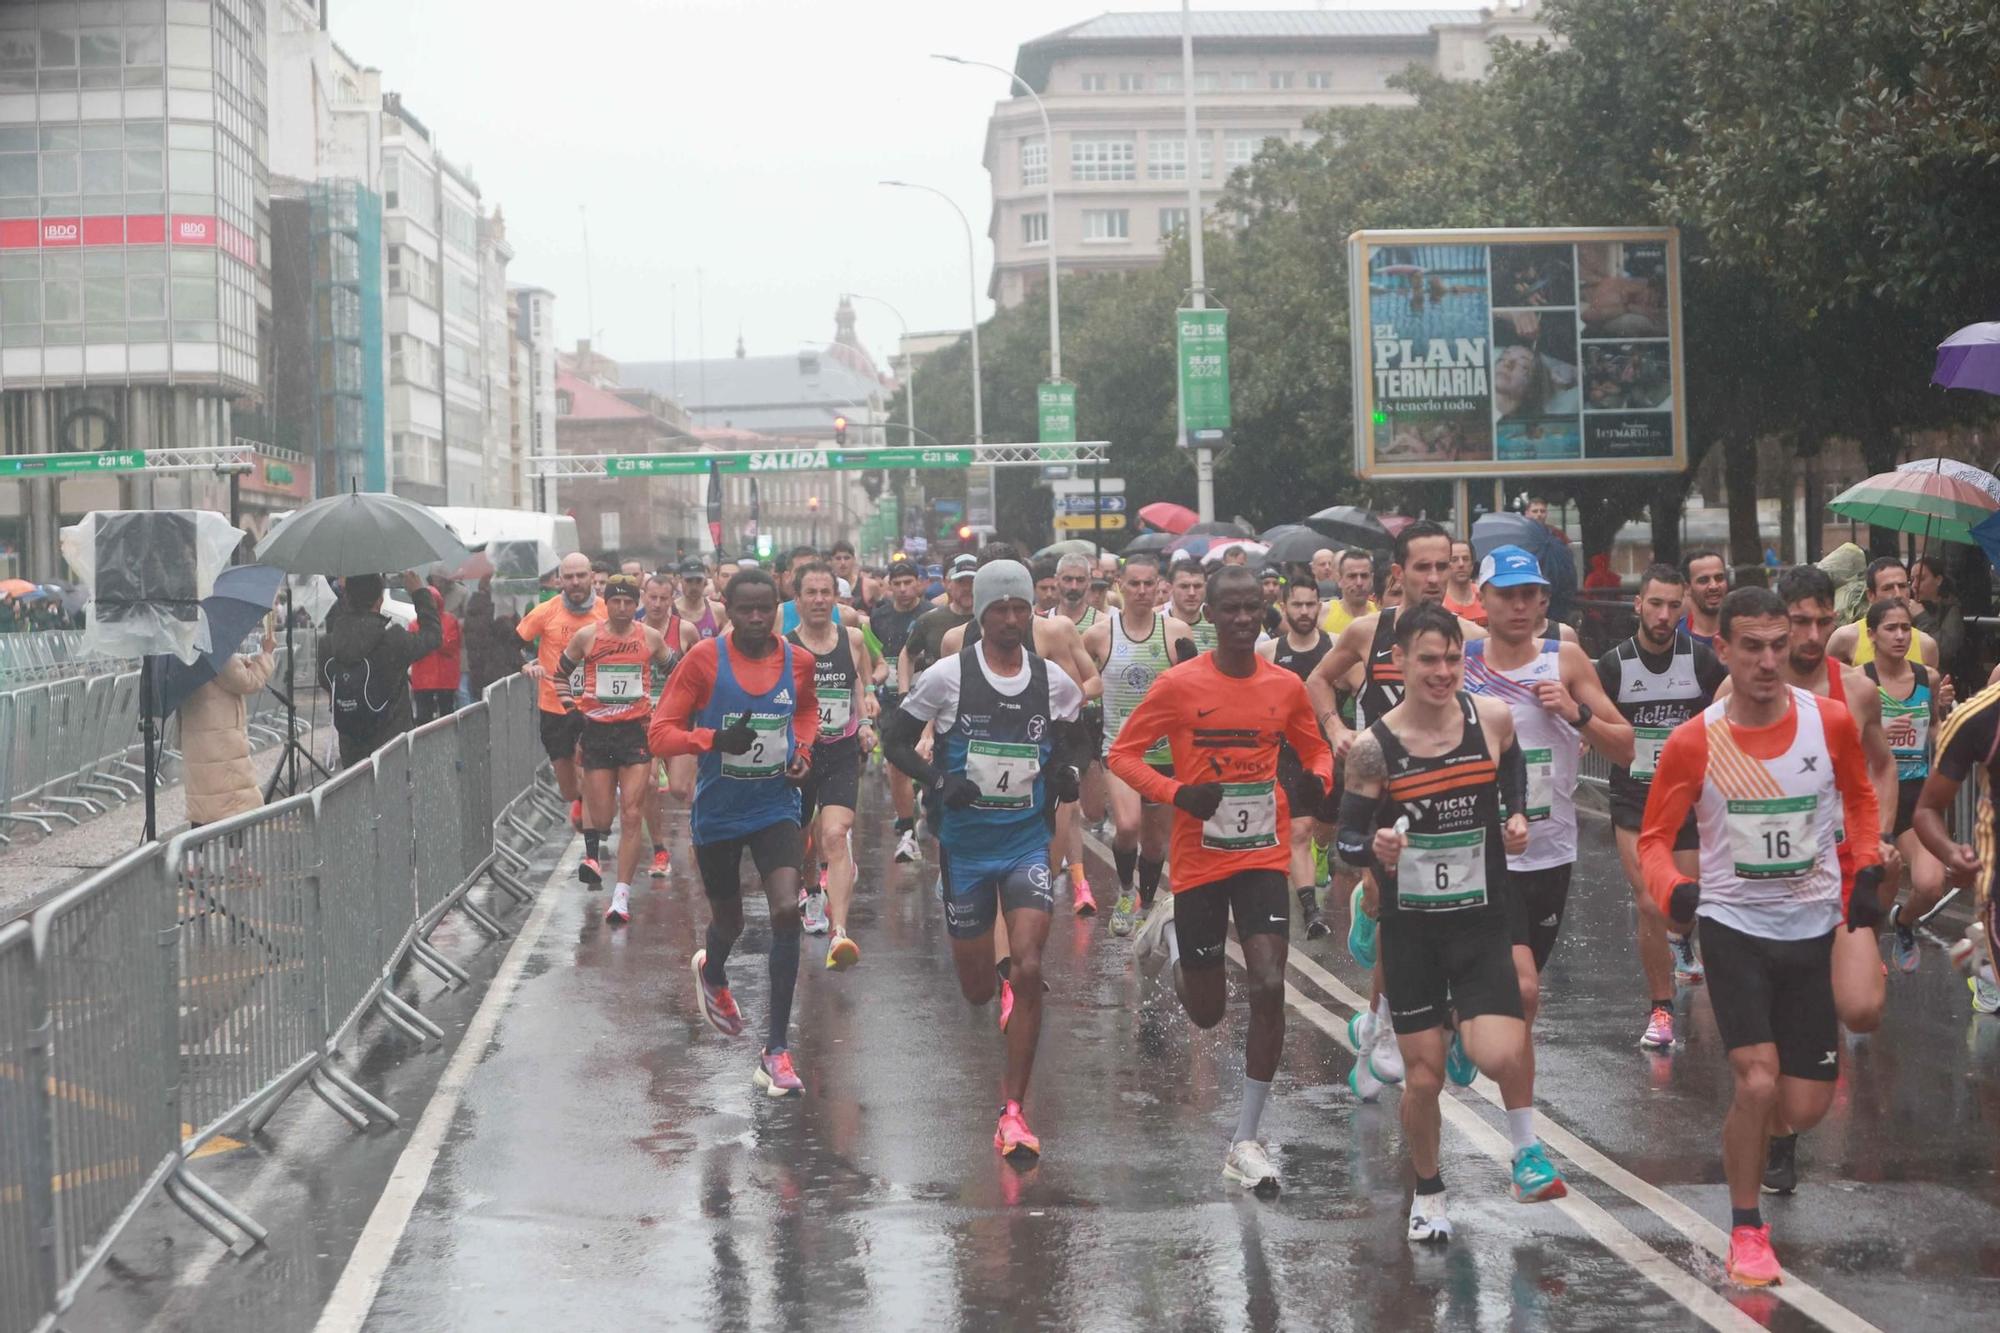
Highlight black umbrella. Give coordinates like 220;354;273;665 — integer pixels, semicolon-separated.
1472;512;1577;622
254;489;466;576
145;563;283;719
1304;505;1392;549
1123;531;1174;555
1186;519;1256;538
1259;524;1327;568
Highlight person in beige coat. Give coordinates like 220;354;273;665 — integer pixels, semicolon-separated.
182;628;277;828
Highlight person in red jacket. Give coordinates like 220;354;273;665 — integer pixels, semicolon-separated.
410;584;463;723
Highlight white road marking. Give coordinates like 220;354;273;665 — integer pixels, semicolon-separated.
312;840;570;1333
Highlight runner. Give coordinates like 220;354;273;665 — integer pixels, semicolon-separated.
516;552;608;852
1914;680;2000;1015
1642;586;1887;1286
1337;602;1567;1242
787;562;876;968
827;540;861;610
882;560;1089;1160
1168;558;1219;652
1829;557;1946;673
1105;566;1331;1193
869;558;928;864
1082;554;1196;935
1712;563;1901;1195
557;575;679;923
1595;564;1725;1049
648;568;819;1098
1305;520;1488;1098
1321;548;1378;636
1464;547;1634;1086
1055;552;1097;630
1031;558;1061;616
1258;573;1337;939
1054;551;1106;907
1441;538;1487;625
1860;597;1949;974
1680;549;1728;647
674;556;723;640
902;555;977;688
638;572;700;880
1258;565;1285;636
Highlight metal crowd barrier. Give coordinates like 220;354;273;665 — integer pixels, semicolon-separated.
0;671;557;1331
0;632;130;688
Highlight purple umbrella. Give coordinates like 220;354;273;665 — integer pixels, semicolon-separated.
1932;321;2000;395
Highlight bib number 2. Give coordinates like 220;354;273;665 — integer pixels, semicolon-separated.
719;715;788;779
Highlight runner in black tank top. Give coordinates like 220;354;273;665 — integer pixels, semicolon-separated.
1262;577;1339;938
785;565;870;966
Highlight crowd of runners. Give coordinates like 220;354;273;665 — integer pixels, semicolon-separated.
513;528;2000;1288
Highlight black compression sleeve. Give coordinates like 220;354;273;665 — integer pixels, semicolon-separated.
1335;790;1380;868
881;708;940;789
1498;739;1527;822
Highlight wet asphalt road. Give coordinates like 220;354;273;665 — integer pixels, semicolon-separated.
62;762;2000;1332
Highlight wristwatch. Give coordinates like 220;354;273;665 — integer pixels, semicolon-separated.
1571;701;1593;729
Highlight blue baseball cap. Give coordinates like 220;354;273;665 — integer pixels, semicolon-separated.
1477;544;1549;588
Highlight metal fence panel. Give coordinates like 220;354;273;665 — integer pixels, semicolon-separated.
32;849;177;1297
170;796;323;1147
406;720;467;925
7;686;50;818
454;704;493;887
314;764;382;1043
371;736;417;963
0;918;54;1333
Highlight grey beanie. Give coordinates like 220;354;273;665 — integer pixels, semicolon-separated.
973;559;1034;622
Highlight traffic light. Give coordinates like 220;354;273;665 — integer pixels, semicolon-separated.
956;523;974;549
833;415;848;445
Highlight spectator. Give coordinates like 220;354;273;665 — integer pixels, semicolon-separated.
1819;541;1869;624
182;628;277;828
319;571;443;769
409;586;463;724
1911;553;1965;680
461;583;518;698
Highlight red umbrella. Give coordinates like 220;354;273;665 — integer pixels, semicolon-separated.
1139;502;1199;535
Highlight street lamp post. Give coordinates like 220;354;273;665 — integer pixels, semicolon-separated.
932;54;1061;384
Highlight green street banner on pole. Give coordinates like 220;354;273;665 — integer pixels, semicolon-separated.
0;449;146;477
1177;308;1230;439
1037;382;1077;444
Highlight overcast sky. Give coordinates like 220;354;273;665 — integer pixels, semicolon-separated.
333;0;1483;374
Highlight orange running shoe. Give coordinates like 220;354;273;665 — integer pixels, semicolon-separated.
651;847;669;879
994;1100;1040;1159
1727;1224;1781;1287
1072;873;1097;917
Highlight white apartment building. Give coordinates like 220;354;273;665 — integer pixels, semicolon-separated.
510;284;557;515
983;4;1550;306
479;208;520;509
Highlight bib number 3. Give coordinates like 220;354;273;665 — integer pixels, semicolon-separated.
1201;782;1279;851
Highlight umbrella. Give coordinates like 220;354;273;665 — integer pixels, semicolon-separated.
1304;505;1393;549
1192;539;1270;567
447;548;497;584
146;563;284;719
255;490;468;576
1828;468;1997;545
1185;518;1256;538
0;577;33;597
1035;539;1099;559
1472;512;1578;621
1138;501;1200;535
1166;532;1225;562
1931;321;2000;395
1971;510;2000;573
1260;524;1330;568
1896;456;2000;506
1122;531;1174;555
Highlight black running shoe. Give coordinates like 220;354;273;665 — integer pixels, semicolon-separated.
1761;1133;1798;1195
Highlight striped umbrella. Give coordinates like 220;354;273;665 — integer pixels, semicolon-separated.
1895;456;2000;506
1827;468;1998;545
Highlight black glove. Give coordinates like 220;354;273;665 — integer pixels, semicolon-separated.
1174;637;1198;664
1049;763;1081;804
1665;880;1700;929
1846;864;1888;932
938;772;983;809
1173;781;1226;820
714;714;757;755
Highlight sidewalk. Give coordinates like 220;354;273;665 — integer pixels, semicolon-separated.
0;720;327;924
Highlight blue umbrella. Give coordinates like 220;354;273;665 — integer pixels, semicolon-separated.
146;564;285;719
1971;509;2000;576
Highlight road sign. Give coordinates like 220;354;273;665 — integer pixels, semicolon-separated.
1177;307;1231;438
0;449;145;477
1037;382;1077;444
1054;513;1126;532
1050;477;1124;497
605;446;975;478
1054;494;1125;515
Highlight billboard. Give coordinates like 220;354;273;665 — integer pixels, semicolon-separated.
1348;228;1685;479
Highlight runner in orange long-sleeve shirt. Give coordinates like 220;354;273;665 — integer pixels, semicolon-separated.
1639;586;1889;1288
1107;566;1332;1196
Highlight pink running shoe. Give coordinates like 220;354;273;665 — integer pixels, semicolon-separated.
1727;1224;1782;1287
994;1100;1041;1159
755;1048;803;1098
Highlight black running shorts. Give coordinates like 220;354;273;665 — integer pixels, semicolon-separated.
579;718;651;771
1173;869;1291;969
1697;917;1839;1080
1380;908;1523;1035
693;820;805;900
1508;863;1575;973
799;733;862;823
1892;778;1924;838
1611;789;1701;851
539;707;583;762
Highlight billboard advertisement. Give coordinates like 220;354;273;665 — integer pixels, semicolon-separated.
1348;228;1685;479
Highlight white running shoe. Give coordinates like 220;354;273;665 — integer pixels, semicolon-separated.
1223;1139;1280;1195
1368;1009;1405;1084
801;891;830;936
604;883;631;925
894;828;919;863
1347;1058;1383;1104
1134;893;1175;979
1408;1191;1452;1244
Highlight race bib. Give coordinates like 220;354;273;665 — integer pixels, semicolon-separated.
595;663;643;702
1202;781;1279;851
884;659;899;691
966;739;1040;810
1629;726;1672;781
1726;795;1819;880
1523;748;1554;822
1398;828;1488;911
1144;736;1172;768
719;714;788;779
819;688;854;734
